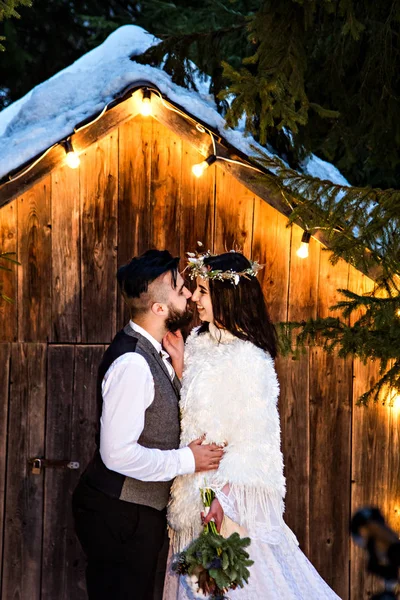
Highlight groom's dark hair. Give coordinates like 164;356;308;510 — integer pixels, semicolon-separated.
117;249;180;317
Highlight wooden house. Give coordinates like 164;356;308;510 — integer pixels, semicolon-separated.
0;25;398;600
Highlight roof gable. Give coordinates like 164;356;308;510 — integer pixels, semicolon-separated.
0;25;347;187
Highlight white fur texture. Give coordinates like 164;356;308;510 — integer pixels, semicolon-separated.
168;327;286;551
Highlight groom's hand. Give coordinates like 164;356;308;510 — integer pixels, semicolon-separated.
188;437;224;472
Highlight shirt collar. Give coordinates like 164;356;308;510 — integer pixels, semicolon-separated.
128;320;170;360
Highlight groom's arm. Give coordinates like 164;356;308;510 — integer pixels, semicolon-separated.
99;353;224;480
99;353;194;482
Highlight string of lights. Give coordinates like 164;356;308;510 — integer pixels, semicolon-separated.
4;142;58;184
63;138;80;169
3;85;321;259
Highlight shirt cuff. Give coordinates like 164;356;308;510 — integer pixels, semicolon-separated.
177;446;196;475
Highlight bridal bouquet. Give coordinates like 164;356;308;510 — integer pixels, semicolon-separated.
172;488;253;599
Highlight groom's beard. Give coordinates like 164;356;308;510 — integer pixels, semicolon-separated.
165;304;193;332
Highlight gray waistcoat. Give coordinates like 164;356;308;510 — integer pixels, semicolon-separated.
119;325;181;510
84;325;181;511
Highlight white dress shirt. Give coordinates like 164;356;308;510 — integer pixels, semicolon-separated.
99;320;195;481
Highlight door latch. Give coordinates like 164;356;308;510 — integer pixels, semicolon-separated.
31;458;42;475
28;458;80;475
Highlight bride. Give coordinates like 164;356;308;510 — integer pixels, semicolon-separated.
163;250;340;600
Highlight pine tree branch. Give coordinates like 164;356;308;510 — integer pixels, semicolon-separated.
251;146;400;280
0;0;32;50
0;0;31;22
256;144;400;405
134;20;248;94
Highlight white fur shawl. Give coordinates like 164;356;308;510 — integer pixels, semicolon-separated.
168;325;287;551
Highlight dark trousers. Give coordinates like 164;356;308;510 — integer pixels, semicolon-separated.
72;477;168;600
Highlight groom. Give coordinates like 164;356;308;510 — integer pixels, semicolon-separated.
72;249;224;600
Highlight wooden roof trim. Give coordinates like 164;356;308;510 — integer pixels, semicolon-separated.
0;82;380;282
149;95;382;282
0;86;148;208
150;94;291;217
149;94;342;254
0;80;288;215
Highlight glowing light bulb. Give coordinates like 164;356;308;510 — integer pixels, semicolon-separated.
192;161;208;178
140;90;152;116
391;392;400;412
296;242;309;259
296;231;311;259
191;155;216;177
396;308;400;317
65;151;80;169
63;139;80;169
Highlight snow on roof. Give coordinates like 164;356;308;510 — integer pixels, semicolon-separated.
0;25;348;186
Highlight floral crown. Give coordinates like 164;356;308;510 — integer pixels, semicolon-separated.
186;244;263;286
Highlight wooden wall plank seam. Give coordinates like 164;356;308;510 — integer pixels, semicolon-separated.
317;251;350;319
150;121;182;256
288;224;320;322
17;178;52;342
117;117;152;327
214;168;254;257
309;348;352;600
0;202;17;340
180;144;215;269
350;359;389;599
81;134;118;343
41;345;75;600
51;166;81;342
2;343;47;600
387;403;400;558
276;350;310;554
0;344;11;591
252;197;291;323
70;345;105;598
284;225;293;323
347;357;354;600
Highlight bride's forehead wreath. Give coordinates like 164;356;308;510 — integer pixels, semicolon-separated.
185;246;263;286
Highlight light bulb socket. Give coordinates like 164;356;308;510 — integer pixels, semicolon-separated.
205;155;217;167
142;89;151;101
63;138;74;154
301;231;311;244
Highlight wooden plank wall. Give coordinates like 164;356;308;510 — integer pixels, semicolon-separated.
1;114;399;600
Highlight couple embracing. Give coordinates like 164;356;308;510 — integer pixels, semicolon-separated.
73;248;340;600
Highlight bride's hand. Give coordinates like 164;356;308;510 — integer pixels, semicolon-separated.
202;498;224;533
162;330;184;378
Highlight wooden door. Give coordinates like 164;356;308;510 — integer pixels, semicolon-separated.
0;342;103;600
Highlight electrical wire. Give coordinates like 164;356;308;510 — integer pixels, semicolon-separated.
2;84;268;187
6;142;58;183
2;82;318;241
5;95;121;185
144;86;219;156
74;103;109;133
2;83;337;249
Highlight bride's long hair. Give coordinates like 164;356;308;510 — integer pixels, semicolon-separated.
197;252;278;358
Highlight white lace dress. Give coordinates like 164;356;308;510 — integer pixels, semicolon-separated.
163;325;341;600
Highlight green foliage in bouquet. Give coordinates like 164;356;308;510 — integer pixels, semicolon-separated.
174;530;253;597
173;489;253;599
